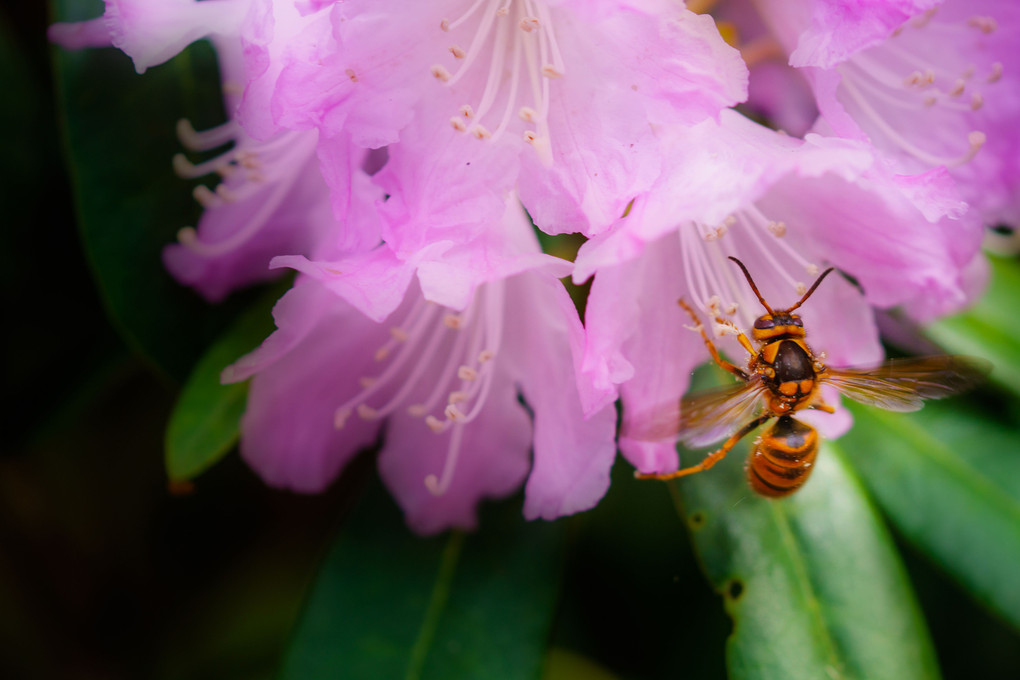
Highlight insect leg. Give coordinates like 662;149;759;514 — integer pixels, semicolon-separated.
635;415;771;481
677;299;749;380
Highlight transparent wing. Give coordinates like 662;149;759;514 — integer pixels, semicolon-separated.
823;355;989;413
623;377;767;448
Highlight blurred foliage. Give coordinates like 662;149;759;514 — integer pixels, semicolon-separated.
9;0;1020;678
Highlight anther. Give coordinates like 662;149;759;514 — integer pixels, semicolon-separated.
541;65;563;78
345;68;358;82
949;79;966;97
359;376;377;388
450;117;468;132
448;391;468;404
407;404;427;417
478;350;494;363
449;45;466;59
471;125;492;139
458;105;475;119
795;282;807;296
444;404;466;422
967;16;996;33
523;130;538;144
390;327;409;341
334;408;352;429
768;221;786;237
923;95;937;107
431;65;452;82
520;17;539;32
425;415;446;433
988;63;1003;83
970;93;983;110
440;18;450;32
806;264;819;276
357;404;378;420
519;106;537;122
374;347;390;361
496;6;509;16
457;366;479;381
443;314;462;329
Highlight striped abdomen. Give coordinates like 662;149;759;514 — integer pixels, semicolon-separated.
747;416;818;498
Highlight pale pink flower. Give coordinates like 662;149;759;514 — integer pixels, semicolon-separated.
574;111;984;475
222;203;617;533
240;0;748;235
750;0;1020;227
51;0;383;301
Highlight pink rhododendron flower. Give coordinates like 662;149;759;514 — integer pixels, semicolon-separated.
574;111;984;475
750;0;1020;227
222;203;617;534
240;0;748;235
51;1;383;301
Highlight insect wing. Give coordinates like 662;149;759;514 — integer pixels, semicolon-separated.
824;355;988;412
621;379;766;446
676;378;767;448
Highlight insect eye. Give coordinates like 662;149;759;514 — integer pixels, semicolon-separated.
754;317;775;329
792;316;803;327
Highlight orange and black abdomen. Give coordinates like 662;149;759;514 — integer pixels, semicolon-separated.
747;416;818;498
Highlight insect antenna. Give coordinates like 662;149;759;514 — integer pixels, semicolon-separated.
786;266;836;312
727;256;775;315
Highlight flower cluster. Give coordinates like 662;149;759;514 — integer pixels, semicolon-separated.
52;0;1018;532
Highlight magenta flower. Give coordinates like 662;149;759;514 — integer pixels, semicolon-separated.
750;0;1020;227
574;111;984;475
222;202;617;534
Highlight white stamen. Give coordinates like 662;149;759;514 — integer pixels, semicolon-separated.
359;377;377;388
444;314;463;329
520;16;539;32
457;366;478;381
357;404;378;420
450;45;466;59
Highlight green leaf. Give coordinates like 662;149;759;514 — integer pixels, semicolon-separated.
164;291;279;482
926;254;1020;398
51;0;252;380
282;484;566;680
838;399;1020;631
672;438;938;680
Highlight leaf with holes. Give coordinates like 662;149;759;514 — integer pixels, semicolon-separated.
671;436;938;680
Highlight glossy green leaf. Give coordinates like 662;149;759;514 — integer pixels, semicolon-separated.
837;399;1020;631
672;438;937;680
926;255;1020;398
51;0;251;380
282;484;565;680
164;292;278;482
